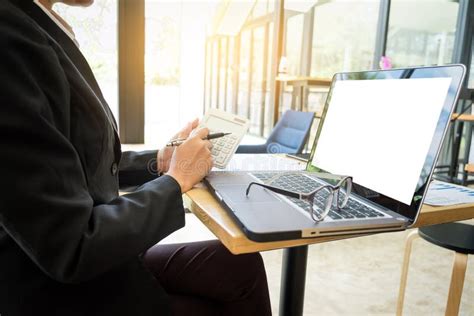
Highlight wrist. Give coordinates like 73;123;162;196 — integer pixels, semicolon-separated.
166;171;188;193
156;149;172;174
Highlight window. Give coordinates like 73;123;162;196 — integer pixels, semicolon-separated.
469;48;474;89
204;1;276;138
219;38;228;111
226;37;235;112
238;30;252;118
280;13;304;113
310;1;379;78
211;40;220;109
285;13;304;76
386;0;459;68
264;23;274;136
55;0;118;118
249;27;265;134
251;0;275;19
144;1;215;146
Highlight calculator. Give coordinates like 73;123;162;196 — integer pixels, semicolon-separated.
200;108;250;168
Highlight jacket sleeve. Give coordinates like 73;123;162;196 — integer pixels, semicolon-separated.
119;150;159;187
0;8;185;283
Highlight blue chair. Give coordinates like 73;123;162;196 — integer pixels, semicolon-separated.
236;110;315;154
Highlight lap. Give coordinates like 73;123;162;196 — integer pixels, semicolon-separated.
142;239;265;300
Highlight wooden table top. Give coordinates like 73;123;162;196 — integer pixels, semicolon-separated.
275;75;332;87
452;113;474;122
184;185;474;255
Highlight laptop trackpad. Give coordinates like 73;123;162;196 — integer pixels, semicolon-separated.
213;183;314;235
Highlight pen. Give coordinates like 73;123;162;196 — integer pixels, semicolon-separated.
166;132;232;147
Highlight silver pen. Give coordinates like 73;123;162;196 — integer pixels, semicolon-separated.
166;132;232;147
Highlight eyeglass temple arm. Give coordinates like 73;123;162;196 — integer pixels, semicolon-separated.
246;182;302;199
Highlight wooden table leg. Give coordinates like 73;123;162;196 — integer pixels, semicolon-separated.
397;230;420;316
279;245;308;316
445;252;468;316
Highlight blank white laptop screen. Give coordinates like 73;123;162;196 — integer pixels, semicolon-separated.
312;78;452;205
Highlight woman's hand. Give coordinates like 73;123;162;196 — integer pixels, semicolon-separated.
156;118;199;174
167;128;213;193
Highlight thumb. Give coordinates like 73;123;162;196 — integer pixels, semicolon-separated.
190;118;199;129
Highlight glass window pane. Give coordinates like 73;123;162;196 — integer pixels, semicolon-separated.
211;40;219;109
145;1;182;144
285;13;304;76
469;49;474;89
264;22;274;137
250;27;265;135
386;0;459;68
238;30;251;118
145;1;212;145
268;0;276;14
252;0;269;19
310;1;379;78
55;0;118;118
281;13;304;112
226;37;235;112
217;1;255;36
205;41;212;109
219;38;228;110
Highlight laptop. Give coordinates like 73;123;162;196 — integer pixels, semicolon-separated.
204;65;466;242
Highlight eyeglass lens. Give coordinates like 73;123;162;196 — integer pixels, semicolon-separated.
336;177;352;209
310;177;352;221
311;186;333;220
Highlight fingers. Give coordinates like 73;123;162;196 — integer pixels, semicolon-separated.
190;118;199;129
177;121;193;139
176;118;200;139
192;127;209;139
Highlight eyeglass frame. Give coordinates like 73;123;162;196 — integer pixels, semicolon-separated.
245;173;353;222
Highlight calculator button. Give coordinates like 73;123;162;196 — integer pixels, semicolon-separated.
222;148;230;154
216;156;226;164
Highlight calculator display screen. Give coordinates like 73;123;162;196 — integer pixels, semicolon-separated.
204;115;245;134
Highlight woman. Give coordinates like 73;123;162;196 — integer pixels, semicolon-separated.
0;0;272;315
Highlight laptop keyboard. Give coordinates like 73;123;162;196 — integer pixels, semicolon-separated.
251;172;387;221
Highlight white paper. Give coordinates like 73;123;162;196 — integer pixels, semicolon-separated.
424;180;474;206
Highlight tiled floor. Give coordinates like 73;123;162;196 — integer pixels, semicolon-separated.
162;214;474;315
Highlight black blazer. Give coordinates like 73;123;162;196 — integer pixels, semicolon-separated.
0;1;184;315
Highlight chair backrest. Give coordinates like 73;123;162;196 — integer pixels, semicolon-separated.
265;110;314;154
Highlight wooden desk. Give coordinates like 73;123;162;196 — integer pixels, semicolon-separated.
184;170;474;316
452;113;474;122
276;76;332;112
184;188;474;255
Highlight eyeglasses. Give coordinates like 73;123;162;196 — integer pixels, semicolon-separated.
245;173;353;222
